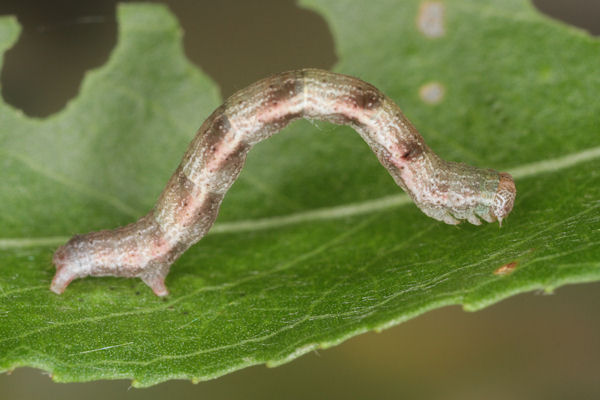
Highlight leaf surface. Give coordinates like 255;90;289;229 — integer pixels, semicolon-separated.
0;1;599;386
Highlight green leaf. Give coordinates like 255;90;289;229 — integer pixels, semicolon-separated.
1;0;599;386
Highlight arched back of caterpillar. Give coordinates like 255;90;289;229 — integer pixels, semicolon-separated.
52;69;516;296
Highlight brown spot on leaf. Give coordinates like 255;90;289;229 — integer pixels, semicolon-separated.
494;261;518;276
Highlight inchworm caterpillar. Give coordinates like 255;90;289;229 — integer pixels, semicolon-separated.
52;69;516;296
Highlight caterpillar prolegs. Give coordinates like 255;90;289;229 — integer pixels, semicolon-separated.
51;69;516;296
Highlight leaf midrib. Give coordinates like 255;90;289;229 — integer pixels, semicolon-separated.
1;144;599;249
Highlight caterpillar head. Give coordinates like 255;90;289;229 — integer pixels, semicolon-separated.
491;172;516;226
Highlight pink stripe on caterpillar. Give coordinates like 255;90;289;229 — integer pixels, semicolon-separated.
51;69;516;296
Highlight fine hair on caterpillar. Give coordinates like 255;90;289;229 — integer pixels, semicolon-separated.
51;69;516;296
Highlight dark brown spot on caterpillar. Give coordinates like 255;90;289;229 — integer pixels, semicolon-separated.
195;192;223;220
180;191;225;243
210;110;231;135
215;142;251;183
186;106;232;164
351;84;382;110
199;105;230;133
269;76;304;104
401;141;423;160
196;109;232;161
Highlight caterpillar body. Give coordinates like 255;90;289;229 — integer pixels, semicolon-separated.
51;69;516;296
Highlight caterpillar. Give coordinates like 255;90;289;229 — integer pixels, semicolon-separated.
51;69;516;296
